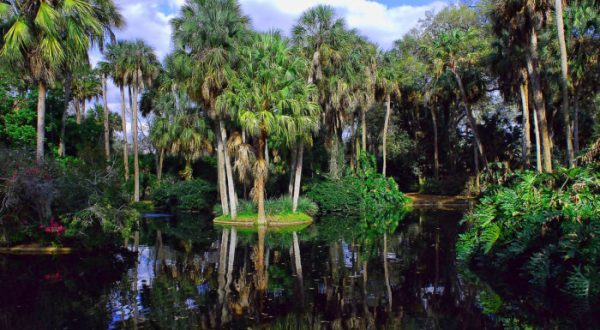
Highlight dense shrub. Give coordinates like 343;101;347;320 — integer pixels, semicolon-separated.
306;176;362;214
307;154;409;217
151;179;215;211
419;176;469;196
457;166;600;298
213;196;318;217
0;148;137;248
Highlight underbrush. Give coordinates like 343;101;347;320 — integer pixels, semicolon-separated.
0;149;137;249
457;165;600;298
151;179;215;211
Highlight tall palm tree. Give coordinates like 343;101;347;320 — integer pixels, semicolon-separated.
555;0;575;167
493;0;554;172
104;40;133;181
218;32;319;225
170;110;213;181
427;28;490;169
293;5;353;179
171;0;250;219
376;52;401;177
97;61;112;160
71;66;101;123
127;39;159;202
0;0;118;161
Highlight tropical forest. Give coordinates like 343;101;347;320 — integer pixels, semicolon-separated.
0;0;599;328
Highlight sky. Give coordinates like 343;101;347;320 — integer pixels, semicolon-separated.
93;0;450;131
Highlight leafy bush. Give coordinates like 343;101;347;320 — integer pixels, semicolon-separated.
307;153;409;217
419;176;468;195
152;179;215;211
0;148;137;248
457;166;600;298
306;176;362;214
213;196;318;217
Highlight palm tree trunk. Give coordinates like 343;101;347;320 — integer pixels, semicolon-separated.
184;158;192;181
533;104;543;173
75;97;82;125
157;147;164;182
256;226;267;292
219;120;237;219
292;143;304;212
526;24;553;173
59;75;71;157
218;228;229;276
36;81;46;162
216;128;229;215
132;82;140;202
257;129;267;225
102;75;110;160
431;106;440;179
555;0;575;167
452;69;488;169
520;80;532;167
288;146;297;196
120;86;130;181
573;88;580;156
329;132;340;179
361;107;367;153
382;94;392;177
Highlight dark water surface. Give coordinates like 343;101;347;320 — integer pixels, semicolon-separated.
0;209;598;329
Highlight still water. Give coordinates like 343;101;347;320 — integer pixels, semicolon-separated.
0;210;598;329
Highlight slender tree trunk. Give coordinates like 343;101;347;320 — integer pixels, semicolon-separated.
533;105;543;173
216;127;229;215
132;82;140;202
520;80;532;167
329;133;340;179
102;75;110;160
227;227;237;275
36;81;46;162
219;120;237;219
120;86;130;181
75;97;82;125
256;226;267;292
431;107;439;179
59;75;71;157
361;107;367;153
288;146;297;196
256;129;267;225
382;94;392;177
574;89;580;156
474;143;480;192
555;0;575;167
452;69;488;169
157;148;164;182
292;143;304;212
350;117;356;170
526;24;553;172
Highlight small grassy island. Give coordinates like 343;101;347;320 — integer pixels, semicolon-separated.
0;0;599;327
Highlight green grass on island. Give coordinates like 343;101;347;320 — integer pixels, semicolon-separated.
213;211;313;226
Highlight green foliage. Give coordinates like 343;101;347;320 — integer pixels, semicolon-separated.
0;148;137;248
151;179;215;211
306;176;362;214
457;165;600;297
213;196;318;217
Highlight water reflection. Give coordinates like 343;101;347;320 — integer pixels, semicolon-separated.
0;210;599;329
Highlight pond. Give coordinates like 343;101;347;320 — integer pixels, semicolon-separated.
0;209;598;329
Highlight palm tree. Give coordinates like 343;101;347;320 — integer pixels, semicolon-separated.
71;66;102;124
218;32;319;225
0;0;119;161
428;28;490;170
104;41;133;181
127;40;159;202
293;5;353;179
170;110;213;181
97;61;112;160
376;52;401;177
171;0;250;219
555;0;575;167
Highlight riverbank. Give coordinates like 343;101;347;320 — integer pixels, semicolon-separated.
406;193;474;210
213;212;313;226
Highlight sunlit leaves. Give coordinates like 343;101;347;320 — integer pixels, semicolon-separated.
1;18;32;58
